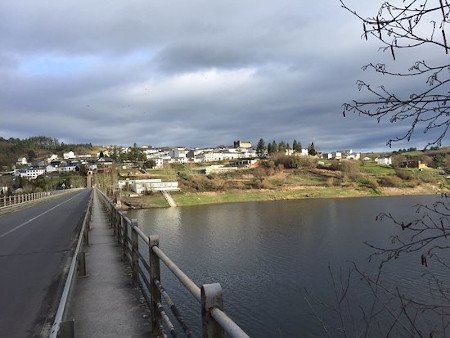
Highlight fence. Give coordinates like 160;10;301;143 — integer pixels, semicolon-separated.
0;190;81;216
50;189;93;338
0;191;52;207
97;188;249;338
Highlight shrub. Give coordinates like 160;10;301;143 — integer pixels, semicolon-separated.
357;175;379;190
340;160;360;178
378;176;403;187
395;168;414;180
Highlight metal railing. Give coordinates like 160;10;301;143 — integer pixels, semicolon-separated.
97;188;249;338
50;189;93;338
0;190;82;215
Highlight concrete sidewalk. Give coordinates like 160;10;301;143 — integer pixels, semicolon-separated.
69;190;151;337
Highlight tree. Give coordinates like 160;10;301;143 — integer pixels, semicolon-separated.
278;141;287;153
267;142;273;155
341;0;450;147
320;3;450;335
293;139;302;152
256;138;266;157
271;140;278;153
308;142;317;156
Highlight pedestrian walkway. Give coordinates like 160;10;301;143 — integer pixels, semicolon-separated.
69;190;151;337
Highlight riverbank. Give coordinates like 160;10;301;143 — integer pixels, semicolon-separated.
121;183;444;209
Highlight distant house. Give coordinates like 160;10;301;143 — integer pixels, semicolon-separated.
97;157;114;166
63;151;76;160
399;160;426;169
46;154;58;163
117;179;179;194
170;148;188;158
46;165;59;173
15;167;46;180
59;165;77;173
16;157;28;166
233;140;252;149
375;157;392;166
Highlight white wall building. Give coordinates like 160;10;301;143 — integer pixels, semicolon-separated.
375;157;392;166
17;157;28;165
63;151;76;160
16;168;46;179
118;179;179;194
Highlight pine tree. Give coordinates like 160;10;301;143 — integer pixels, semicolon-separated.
256;138;266;157
308;142;317;156
271;140;278;153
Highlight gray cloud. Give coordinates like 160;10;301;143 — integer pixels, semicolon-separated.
0;0;443;151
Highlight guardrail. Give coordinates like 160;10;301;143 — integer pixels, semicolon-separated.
50;189;93;338
0;190;81;215
97;188;249;338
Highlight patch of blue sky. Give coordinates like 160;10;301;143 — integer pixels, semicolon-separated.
19;55;98;76
121;48;154;64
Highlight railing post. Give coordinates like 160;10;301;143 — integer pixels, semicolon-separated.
201;283;225;338
122;217;129;257
77;252;87;277
149;235;162;337
119;212;127;245
131;219;139;281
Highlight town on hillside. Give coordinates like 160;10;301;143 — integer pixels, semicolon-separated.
1;136;449;203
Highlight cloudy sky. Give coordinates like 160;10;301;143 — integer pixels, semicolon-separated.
0;0;442;151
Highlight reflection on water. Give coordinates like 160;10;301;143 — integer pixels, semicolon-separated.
130;195;443;337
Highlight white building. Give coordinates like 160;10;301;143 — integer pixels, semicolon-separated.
17;157;28;165
170;148;188;159
118;179;179;194
59;165;77;173
46;154;58;163
375;157;392;166
46;165;59;173
15;168;46;179
63;151;76;160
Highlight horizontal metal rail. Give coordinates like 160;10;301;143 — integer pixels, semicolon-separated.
211;308;250;338
152;246;202;302
50;189;93;338
96;187;249;338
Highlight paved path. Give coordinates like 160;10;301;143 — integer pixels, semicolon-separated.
161;190;177;207
69;189;151;337
0;189;92;337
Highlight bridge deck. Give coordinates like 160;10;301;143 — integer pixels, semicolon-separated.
69;190;151;337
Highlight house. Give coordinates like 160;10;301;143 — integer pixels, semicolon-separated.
233;140;252;149
59;165;77;173
295;149;309;156
46;154;58;163
117;179;179;194
16;157;28;166
63;151;76;160
399;160;426;169
46;165;59;173
375;156;392;166
15;167;46;180
97;157;114;166
170;148;188;159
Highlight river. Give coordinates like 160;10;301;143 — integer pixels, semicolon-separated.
129;194;448;337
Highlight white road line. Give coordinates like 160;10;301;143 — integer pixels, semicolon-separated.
0;192;84;239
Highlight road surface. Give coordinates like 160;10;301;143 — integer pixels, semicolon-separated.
0;188;91;337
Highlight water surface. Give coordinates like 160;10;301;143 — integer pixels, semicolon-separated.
130;195;445;336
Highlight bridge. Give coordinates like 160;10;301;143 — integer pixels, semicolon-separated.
0;188;249;337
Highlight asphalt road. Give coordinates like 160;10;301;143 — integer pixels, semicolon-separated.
0;188;92;338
